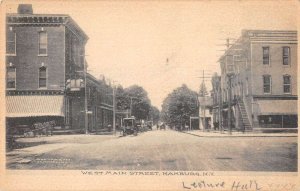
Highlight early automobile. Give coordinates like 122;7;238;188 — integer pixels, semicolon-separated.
122;117;138;136
146;121;153;130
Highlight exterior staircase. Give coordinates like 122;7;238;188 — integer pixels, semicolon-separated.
237;99;252;131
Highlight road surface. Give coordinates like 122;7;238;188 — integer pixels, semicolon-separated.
7;129;297;171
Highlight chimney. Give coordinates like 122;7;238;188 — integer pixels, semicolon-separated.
18;4;33;14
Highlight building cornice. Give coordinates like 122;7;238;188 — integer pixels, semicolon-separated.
6;14;89;43
7;14;68;25
6;90;64;96
218;30;298;63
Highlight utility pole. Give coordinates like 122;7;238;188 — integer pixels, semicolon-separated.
202;70;206;132
197;70;212;131
112;84;116;135
130;97;133;116
129;96;139;117
228;74;232;135
106;81;117;135
217;38;240;135
84;56;88;135
219;81;223;133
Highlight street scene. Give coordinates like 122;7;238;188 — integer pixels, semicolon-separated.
5;2;298;172
7;129;297;171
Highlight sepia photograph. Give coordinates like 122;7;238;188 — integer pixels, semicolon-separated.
0;0;299;190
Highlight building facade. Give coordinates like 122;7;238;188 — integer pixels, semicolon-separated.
6;5;113;135
215;30;297;131
86;74;113;133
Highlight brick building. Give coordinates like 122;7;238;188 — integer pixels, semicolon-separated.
86;74;113;132
5;4;113;134
214;30;297;131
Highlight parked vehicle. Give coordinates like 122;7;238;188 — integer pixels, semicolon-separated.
160;123;166;130
146;121;153;130
122;117;138;136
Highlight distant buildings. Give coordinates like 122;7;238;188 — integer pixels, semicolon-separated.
212;30;298;131
6;4;113;134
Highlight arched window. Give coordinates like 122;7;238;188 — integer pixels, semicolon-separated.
39;66;47;88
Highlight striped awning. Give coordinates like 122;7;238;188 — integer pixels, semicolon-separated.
257;100;298;115
6;95;65;117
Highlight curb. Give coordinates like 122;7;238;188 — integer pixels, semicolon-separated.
180;131;298;138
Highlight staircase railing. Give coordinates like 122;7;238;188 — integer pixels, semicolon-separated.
237;98;252;132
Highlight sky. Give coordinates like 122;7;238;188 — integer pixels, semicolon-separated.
6;1;297;109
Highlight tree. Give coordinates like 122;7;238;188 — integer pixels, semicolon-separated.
149;106;160;124
116;85;130;111
161;84;198;130
115;84;160;121
124;85;151;120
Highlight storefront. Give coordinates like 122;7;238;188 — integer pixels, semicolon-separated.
6;95;65;135
256;100;298;128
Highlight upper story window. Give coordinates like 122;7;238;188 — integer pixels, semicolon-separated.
263;75;271;94
283;75;291;94
283;47;290;65
7;28;16;55
39;67;47;88
7;66;16;89
262;47;270;65
38;31;47;55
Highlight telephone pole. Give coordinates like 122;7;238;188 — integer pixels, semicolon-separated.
112;84;116;135
84;57;88;134
107;81;117;135
128;96;139;117
197;70;212;131
216;38;239;135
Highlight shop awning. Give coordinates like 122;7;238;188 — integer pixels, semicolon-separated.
257;100;298;115
6;95;65;117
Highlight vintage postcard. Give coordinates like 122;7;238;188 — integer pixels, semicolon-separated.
0;0;299;190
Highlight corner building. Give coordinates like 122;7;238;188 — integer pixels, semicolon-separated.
5;5;112;133
217;30;297;131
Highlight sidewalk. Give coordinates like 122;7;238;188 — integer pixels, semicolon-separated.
181;130;298;137
9;134;116;151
